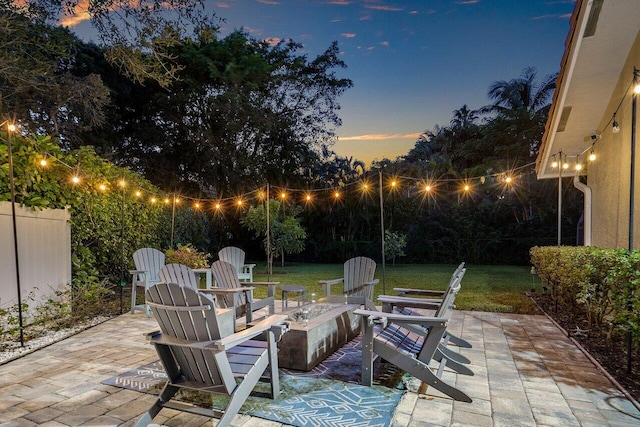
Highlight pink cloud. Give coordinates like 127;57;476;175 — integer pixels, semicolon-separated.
341;33;357;38
455;0;480;4
328;0;351;4
216;2;231;8
264;37;281;46
255;0;280;4
379;41;389;47
340;133;421;141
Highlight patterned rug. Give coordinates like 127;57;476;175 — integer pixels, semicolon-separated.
103;335;405;426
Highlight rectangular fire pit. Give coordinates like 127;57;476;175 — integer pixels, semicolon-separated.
278;302;361;371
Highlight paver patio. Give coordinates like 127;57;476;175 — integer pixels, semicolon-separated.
1;308;639;426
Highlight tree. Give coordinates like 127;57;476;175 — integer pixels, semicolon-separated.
0;7;110;139
241;200;306;273
81;31;352;195
384;230;406;266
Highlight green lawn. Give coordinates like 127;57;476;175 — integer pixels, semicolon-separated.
252;262;540;314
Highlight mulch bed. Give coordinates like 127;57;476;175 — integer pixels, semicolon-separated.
529;292;640;402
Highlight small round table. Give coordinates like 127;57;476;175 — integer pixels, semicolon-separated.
280;285;307;310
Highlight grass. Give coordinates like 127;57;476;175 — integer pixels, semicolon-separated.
252;262;541;315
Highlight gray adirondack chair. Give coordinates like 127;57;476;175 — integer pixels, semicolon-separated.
378;264;472;349
210;260;276;324
130;248;165;316
218;246;256;282
135;283;288;427
318;256;379;310
392;262;465;299
158;263;199;290
356;274;472;402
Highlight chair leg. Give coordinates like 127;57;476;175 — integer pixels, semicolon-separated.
267;330;280;398
434;349;474;376
445;332;472;348
135;383;179;426
218;355;269;427
131;281;137;314
361;320;374;386
437;344;471;365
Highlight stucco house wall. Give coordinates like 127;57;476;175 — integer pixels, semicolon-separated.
588;31;640;249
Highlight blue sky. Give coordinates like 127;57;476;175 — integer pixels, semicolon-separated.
68;0;576;165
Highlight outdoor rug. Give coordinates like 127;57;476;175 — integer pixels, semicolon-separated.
103;335;405;426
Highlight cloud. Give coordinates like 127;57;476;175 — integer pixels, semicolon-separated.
365;5;404;12
331;18;342;23
264;37;282;46
340;133;421;141
455;0;480;4
255;0;280;4
216;2;231;8
532;13;572;20
379;41;389;47
60;11;91;27
341;33;357;38
328;0;352;4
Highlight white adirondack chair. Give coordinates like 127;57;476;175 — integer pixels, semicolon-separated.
218;246;255;282
136;283;288;427
130;248;165;316
318;256;379;310
158;263;199;290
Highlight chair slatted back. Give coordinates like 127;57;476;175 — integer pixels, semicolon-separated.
435;268;465;318
344;257;377;299
159;264;199;290
211;260;247;308
146;283;235;392
218;247;246;275
133;248;165;285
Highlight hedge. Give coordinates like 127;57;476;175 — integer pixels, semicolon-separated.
530;246;640;340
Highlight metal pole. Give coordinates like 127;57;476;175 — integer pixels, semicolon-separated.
7;123;24;346
170;194;176;249
557;153;563;246
627;67;638;374
266;183;271;279
120;177;126;314
379;172;386;294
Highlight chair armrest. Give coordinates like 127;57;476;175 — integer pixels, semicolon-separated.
318;278;344;296
201;287;255;294
129;269;147;275
377;295;442;310
144;330;162;340
394;287;445;297
215;314;289;350
354;309;448;327
243;264;256;269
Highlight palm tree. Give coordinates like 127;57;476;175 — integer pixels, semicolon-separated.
482;66;557;115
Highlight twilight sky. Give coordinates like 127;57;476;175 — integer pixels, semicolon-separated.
67;0;576;166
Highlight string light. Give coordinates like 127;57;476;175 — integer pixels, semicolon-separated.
505;176;513;184
164;198;170;204
150;197;157;204
334;191;341;199
575;163;583;171
71;175;81;185
135;190;142;197
562;162;569;170
38;157;48;167
98;184;107;192
194;202;201;209
280;191;287;200
612;113;620;133
424;184;432;192
304;193;313;203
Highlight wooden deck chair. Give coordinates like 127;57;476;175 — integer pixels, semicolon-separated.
130;248;165;316
218;246;256;282
378;266;472;349
356;275;472;403
136;283;288;427
318;256;379;310
158;263;199;290
210;260;277;324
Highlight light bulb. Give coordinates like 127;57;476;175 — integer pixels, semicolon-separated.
635;83;640;94
505;176;512;184
425;185;431;192
612;120;620;133
39;158;47;167
71;176;80;184
589;152;596;162
575;164;583;171
552;161;558;168
562;163;569;170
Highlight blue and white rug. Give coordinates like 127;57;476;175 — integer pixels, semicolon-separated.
103;335;405;426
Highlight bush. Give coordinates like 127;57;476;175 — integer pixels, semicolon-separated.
530;246;640;341
165;244;210;268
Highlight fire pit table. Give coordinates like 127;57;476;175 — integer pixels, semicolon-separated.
277;298;361;371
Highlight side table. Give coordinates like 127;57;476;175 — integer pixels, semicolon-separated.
280;284;307;310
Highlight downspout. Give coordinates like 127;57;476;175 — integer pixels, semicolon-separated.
573;175;592;246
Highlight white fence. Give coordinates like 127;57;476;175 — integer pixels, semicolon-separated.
0;202;71;318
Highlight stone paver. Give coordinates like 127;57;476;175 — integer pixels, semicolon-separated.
0;309;639;426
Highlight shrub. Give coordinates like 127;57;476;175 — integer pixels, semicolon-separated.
530;246;640;341
165;244;210;268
